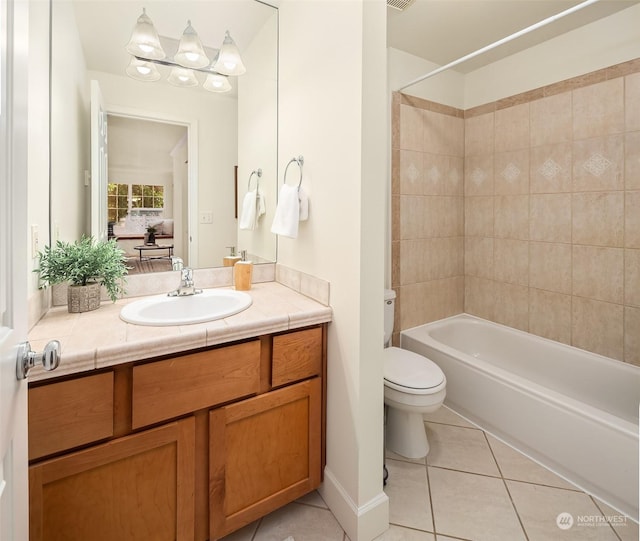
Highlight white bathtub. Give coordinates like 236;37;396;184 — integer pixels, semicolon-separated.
400;313;640;521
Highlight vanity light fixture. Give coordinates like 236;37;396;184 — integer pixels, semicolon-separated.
125;8;246;93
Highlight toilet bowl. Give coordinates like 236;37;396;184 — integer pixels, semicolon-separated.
382;289;446;459
383;346;446;458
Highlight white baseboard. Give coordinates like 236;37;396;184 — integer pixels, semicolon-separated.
319;466;389;541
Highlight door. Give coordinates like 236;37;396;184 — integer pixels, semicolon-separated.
209;379;322;539
90;80;108;242
29;418;196;541
0;0;31;538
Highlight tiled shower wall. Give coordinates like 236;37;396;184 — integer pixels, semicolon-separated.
391;58;640;365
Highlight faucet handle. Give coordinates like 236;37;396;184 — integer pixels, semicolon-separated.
171;256;184;271
181;267;193;281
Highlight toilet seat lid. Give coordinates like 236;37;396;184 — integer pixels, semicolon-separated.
383;347;445;392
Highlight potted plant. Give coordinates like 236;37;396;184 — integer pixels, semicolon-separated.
35;236;128;313
145;225;157;245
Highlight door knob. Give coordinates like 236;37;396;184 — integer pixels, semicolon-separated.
16;340;61;380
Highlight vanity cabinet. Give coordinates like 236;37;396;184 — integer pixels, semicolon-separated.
29;418;196;541
28;324;326;541
210;378;321;538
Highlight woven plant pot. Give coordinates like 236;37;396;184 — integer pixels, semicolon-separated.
67;283;101;313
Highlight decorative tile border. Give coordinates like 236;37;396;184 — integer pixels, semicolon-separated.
394;57;640;120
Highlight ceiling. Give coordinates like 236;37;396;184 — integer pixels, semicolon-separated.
108;116;187;176
387;0;639;73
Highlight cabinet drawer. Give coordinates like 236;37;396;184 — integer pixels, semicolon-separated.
29;372;114;461
132;340;261;429
272;327;323;387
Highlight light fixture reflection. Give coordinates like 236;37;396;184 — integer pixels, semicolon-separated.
168;67;198;87
203;73;232;93
126;57;161;81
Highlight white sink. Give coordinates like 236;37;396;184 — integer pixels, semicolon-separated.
120;289;252;326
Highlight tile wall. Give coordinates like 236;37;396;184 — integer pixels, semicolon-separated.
391;95;465;345
392;58;640;365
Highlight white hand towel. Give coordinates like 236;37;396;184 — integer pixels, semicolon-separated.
239;190;258;230
298;186;309;221
271;184;301;238
257;187;266;219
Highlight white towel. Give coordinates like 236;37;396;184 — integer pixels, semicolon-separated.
257;187;266;220
271;184;303;238
298;186;309;221
239;189;266;230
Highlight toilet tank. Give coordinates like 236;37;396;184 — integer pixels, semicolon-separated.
384;289;396;345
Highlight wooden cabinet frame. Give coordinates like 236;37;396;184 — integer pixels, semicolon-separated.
28;324;327;541
209;378;322;539
29;418;195;541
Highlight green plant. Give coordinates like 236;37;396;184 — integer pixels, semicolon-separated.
146;225;157;234
35;236;128;302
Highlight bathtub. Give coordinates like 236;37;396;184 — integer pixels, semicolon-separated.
400;314;640;521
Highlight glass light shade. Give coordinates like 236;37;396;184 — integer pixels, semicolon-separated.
213;31;246;76
203;73;231;93
167;67;198;87
126;57;161;81
173;21;210;69
125;8;166;60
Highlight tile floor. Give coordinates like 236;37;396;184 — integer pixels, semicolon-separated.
221;406;639;541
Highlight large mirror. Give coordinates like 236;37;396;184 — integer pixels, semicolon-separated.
50;0;278;273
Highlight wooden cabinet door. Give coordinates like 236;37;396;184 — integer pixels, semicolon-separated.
209;378;322;540
29;418;195;541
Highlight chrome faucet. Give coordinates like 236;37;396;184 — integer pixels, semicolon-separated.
170;256;184;271
168;267;202;297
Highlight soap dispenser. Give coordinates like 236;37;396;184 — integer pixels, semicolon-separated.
233;250;253;291
223;246;242;267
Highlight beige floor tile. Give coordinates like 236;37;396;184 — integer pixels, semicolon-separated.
384;459;433;532
219;520;260;541
486;435;577;490
593;499;640;541
373;524;435;541
428;467;526;541
422;405;476;428
506;480;619;541
253;501;345;541
296;490;329;509
385;448;425;465
425;423;500;477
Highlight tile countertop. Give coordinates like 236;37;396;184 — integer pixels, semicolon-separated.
27;282;332;383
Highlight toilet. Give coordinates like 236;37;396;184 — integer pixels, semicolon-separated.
383;289;446;459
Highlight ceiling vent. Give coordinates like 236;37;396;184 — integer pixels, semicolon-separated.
387;0;416;11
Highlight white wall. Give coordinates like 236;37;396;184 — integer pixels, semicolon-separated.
465;3;640;108
27;0;52;314
278;2;388;540
50;0;90;245
389;4;640;111
388;47;465;108
237;10;278;263
87;71;238;269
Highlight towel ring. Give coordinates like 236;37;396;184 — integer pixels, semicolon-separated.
283;156;304;190
247;168;262;191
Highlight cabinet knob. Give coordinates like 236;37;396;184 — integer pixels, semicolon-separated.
16;340;61;380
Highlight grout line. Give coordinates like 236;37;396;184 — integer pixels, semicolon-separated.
483;430;531;541
590;496;624;541
424;460;437;537
249;517;264;541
